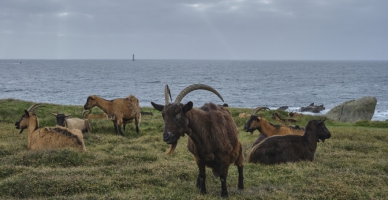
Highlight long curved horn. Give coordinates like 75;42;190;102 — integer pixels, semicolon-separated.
27;104;43;112
164;84;172;105
252;106;270;115
174;84;224;104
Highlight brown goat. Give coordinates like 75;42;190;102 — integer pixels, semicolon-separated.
288;112;303;118
238;106;269;118
151;84;244;198
15;104;86;151
83;95;141;136
247;119;331;164
244;116;305;147
271;112;297;124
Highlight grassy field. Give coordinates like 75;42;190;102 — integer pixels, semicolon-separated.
1;98;388;199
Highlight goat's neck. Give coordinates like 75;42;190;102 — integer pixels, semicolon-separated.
185;110;209;147
258;119;278;136
304;126;317;151
93;96;113;113
27;116;39;149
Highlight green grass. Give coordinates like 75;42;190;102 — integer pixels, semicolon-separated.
1;98;388;199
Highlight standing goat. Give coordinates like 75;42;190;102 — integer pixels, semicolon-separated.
15;104;86;151
83;95;141;136
244;109;305;147
247;119;331;164
51;113;91;134
151;84;244;198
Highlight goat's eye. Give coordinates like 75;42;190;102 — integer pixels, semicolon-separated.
174;114;181;122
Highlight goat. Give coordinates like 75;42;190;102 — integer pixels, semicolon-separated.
289;112;303;118
244;114;305;147
151;84;244;198
247;119;331;164
52;113;91;134
271;112;297;123
83;95;141;136
238;106;269;118
15;104;86;151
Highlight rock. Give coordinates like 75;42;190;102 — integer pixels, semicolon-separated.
301;103;325;113
277;106;289;111
325;96;377;122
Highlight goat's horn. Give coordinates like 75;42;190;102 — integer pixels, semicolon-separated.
82;109;91;117
164;84;172;105
174;84;224;104
252;106;270;115
27;104;43;112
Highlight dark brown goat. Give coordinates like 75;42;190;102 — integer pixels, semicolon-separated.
244;115;305;146
151;84;244;198
272;112;297;124
247;119;331;164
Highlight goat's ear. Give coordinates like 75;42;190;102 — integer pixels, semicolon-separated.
65;114;71;117
24;110;30;117
183;101;193;113
151;102;164;111
51;112;57;116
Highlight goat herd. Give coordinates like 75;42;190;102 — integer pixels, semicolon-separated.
14;83;331;198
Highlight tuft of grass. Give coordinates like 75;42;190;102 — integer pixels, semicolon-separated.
1;99;388;199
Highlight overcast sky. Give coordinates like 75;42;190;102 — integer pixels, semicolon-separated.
0;0;387;60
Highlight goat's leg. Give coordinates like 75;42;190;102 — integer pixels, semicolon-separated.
196;160;206;194
219;165;229;198
117;124;124;136
135;117;140;133
113;122;118;134
236;144;244;190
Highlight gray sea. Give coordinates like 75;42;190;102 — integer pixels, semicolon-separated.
1;59;387;121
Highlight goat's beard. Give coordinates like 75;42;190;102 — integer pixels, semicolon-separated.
167;142;178;155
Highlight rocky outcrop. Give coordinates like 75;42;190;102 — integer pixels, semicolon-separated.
325;96;377;122
301;103;325;113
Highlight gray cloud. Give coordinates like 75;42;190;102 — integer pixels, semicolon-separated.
0;0;387;60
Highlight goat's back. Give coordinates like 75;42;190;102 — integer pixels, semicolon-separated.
29;127;86;151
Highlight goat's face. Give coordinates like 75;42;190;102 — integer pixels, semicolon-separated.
151;101;192;145
244;116;261;134
52;113;68;126
15;110;31;134
83;96;97;110
315;120;331;142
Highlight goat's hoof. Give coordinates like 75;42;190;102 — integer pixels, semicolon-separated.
221;192;228;198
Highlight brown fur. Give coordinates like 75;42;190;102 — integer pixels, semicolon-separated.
83;95;141;136
272;112;297;124
244;116;305;146
151;102;244;197
247;120;331;164
15;111;86;151
288;112;303;118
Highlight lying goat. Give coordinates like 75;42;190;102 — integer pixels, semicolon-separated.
244;114;305;147
247;119;331;164
15;104;86;151
238;107;269;118
151;84;244;198
52;113;91;134
271;112;297;124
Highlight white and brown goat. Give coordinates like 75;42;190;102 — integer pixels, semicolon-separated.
15;104;86;151
52;113;91;134
151;84;244;198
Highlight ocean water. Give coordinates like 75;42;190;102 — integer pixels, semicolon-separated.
1;59;387;121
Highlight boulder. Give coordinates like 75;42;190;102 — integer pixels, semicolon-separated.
301;103;325;113
325;96;377;122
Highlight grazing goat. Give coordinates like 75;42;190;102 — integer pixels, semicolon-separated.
83;95;141;136
15;104;86;151
271;112;297;123
244;114;305;147
151;84;244;198
247;119;331;164
52;113;91;134
238;107;269;118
